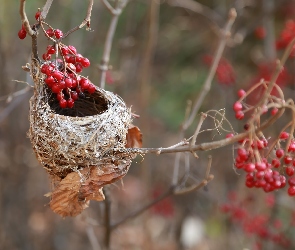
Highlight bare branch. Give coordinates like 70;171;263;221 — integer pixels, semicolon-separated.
19;0;35;36
183;8;237;130
99;0;129;89
63;0;94;39
41;0;54;20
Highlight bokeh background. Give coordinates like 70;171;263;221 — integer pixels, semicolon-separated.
1;0;295;249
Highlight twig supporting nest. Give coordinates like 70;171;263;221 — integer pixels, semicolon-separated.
28;62;135;217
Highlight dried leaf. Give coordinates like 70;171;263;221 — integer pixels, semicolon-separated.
49;160;132;217
125;125;142;148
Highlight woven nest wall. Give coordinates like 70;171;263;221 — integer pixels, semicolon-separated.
28;63;136;217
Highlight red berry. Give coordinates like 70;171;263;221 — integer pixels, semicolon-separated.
71;91;78;101
68;45;77;54
238;148;248;161
45;76;55;87
75;63;83;73
288;177;295;186
245;180;255;188
280;131;289;140
47;45;56;54
226;133;234;138
65;78;73;88
271;108;278;116
67;56;76;64
61;46;69;55
41;64;49;74
54;29;63;39
81;57;90;67
52;71;64;81
233;101;243;112
35;11;41;20
235;111;244;120
284;156;293;165
288;186;295;196
67;98;74;108
276;149;284;158
272;159;281;168
46;28;54;37
71;78;78;88
75;54;83;63
237;89;246;98
288;143;295;152
18;28;27;39
59;99;67;108
42;53;51;61
52;84;61;94
79;78;90;90
255;162;267;171
286;166;295;176
57;91;64;101
244;163;255;173
88;84;96;94
58;80;66;89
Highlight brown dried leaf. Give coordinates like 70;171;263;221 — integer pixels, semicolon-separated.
125;125;142;148
49;160;132;217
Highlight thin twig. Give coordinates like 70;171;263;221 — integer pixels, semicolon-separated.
19;0;34;36
110;186;176;230
63;0;94;39
183;8;237;130
103;188;111;250
190;112;207;158
121;108;284;155
41;0;54;20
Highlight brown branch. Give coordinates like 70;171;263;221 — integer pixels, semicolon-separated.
121;107;284;155
103;188;111;249
41;0;54;20
183;8;237;130
63;0;94;39
99;0;129;89
19;0;34;36
110;186;176;230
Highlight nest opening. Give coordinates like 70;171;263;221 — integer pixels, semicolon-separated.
46;87;109;117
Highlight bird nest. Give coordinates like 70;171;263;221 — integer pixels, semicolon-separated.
28;64;139;217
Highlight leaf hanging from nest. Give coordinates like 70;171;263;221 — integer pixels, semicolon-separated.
50;160;132;217
125;125;142;148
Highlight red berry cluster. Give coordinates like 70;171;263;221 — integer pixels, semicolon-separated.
41;44;94;108
230;85;295;195
203;55;235;85
220;193;291;249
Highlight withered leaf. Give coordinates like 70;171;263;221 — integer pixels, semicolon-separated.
125;125;142;148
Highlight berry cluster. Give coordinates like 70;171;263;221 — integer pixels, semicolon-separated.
41;44;94;108
203;55;235;85
230;85;295;196
220;193;292;249
18;11;95;109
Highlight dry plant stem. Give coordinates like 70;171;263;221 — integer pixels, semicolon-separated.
183;8;237;130
103;188;111;250
100;0;128;89
19;0;34;36
125;108;284;155
41;0;54;20
110;186;176;230
63;0;94;39
19;0;39;60
260;37;295;107
190;113;207;158
86;225;101;250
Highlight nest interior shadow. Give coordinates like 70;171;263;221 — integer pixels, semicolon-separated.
46;87;109;117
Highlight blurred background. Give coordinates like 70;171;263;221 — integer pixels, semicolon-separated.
1;0;295;249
